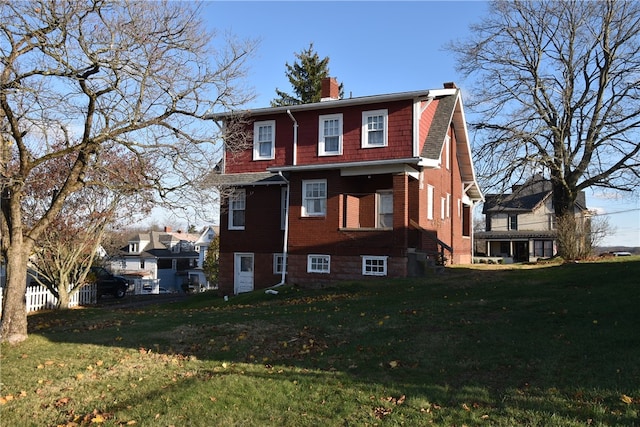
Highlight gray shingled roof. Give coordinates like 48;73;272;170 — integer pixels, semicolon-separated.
421;94;457;160
206;171;287;187
483;175;587;213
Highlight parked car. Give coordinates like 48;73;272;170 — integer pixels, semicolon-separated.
89;266;129;298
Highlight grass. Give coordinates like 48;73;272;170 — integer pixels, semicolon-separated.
1;257;639;426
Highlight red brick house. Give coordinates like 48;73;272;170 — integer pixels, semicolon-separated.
210;79;483;295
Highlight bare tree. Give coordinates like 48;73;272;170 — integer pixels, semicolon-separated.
450;0;640;257
0;0;256;343
28;148;151;309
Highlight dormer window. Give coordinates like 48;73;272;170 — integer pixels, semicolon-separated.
129;243;139;253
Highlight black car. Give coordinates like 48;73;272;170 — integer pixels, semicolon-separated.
89;267;129;298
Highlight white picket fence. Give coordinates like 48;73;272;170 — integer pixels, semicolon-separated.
0;283;97;316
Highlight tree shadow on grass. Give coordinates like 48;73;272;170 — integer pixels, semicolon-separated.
20;259;640;425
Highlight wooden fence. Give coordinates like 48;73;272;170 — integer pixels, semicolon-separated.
0;283;97;316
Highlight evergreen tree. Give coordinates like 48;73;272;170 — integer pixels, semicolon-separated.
202;235;220;287
271;43;343;106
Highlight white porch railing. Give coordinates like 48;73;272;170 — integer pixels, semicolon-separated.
0;283;97;316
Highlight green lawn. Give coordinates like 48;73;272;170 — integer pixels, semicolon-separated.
2;257;639;426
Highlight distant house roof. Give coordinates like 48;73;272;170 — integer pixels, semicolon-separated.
122;229;200;259
483;175;587;214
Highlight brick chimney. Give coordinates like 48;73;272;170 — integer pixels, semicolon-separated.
443;82;457;89
164;226;172;232
321;77;340;101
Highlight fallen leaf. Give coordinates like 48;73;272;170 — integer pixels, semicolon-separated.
374;406;392;419
91;413;105;423
621;394;633;404
55;397;71;407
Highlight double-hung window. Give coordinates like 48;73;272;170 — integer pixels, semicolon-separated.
228;189;246;230
307;254;330;273
362;109;388;148
509;215;518;231
302;180;327;217
253;120;275;160
319;114;342;156
377;191;393;228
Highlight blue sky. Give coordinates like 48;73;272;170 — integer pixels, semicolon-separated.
197;0;639;247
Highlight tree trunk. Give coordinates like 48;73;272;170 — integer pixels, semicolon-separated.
552;180;578;259
1;246;30;344
57;285;71;310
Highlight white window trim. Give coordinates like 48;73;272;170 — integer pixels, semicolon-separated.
446;193;451;218
427;185;434;220
362;256;388;276
253;120;275;160
228;189;246;230
307;254;330;274
361;109;388;148
441;197;446;220
318;113;343;156
444;135;451;170
273;253;287;274
302;179;327;217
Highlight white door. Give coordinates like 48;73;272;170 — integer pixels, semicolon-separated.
234;253;254;294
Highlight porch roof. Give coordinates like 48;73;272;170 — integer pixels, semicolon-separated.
475;230;557;240
207;171;287;187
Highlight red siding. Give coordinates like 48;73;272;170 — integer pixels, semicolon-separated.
224;100;416;174
217;92;477;291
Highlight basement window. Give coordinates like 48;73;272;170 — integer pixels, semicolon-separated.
362;256;388;276
307;254;330;273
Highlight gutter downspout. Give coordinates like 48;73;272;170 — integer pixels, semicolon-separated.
267;171;290;292
471;201;476;264
213;121;225;173
267;112;296;293
287;109;298;166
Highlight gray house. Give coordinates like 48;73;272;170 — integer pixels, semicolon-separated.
475;175;588;262
109;226;201;292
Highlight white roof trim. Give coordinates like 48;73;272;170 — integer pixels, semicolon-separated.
206;89;450;120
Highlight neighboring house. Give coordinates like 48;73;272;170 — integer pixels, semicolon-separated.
191;225;219;289
475;175;589;262
109;226;203;292
210;79;483;295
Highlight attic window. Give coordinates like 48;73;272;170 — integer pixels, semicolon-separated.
129;243;139;253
